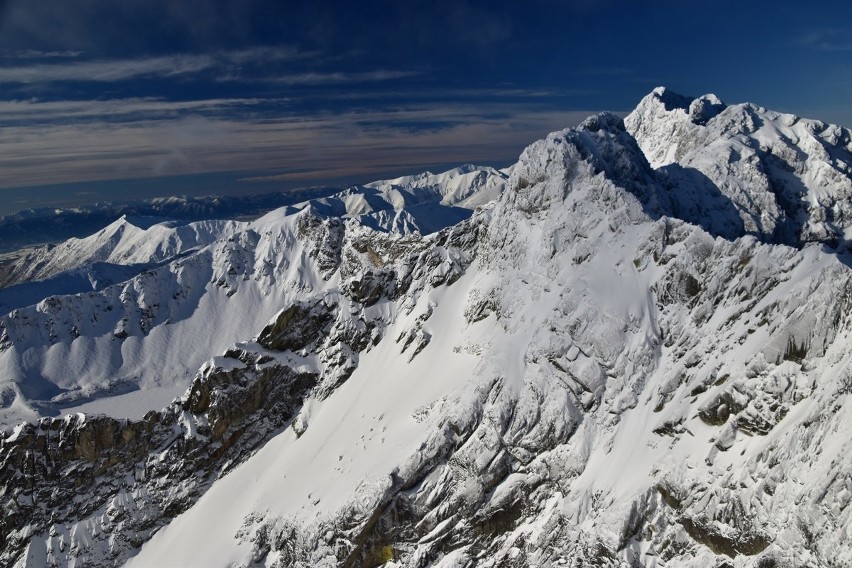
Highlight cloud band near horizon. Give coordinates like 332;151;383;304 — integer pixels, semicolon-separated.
0;97;600;190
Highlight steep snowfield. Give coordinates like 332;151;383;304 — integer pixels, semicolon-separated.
126;268;484;567
3;90;852;568
132;109;852;568
0;209;324;428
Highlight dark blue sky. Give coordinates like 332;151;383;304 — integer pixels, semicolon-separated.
0;0;850;211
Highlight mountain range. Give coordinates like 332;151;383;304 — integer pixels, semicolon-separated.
1;87;851;567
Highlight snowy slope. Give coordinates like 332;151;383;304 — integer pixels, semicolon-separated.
364;164;510;208
291;164;508;226
131;107;852;568
0;165;508;295
2;90;852;568
0;216;242;286
0;216;243;312
0;188;343;255
0;165;506;429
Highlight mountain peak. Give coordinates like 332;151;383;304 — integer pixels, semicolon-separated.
640;87;728;124
649;85;694;111
626;87;852;245
688;93;727;125
577;110;626;133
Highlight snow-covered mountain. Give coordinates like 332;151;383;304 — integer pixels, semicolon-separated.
0;216;243;313
0;189;344;255
2;89;852;568
0;164;508;428
625;87;852;245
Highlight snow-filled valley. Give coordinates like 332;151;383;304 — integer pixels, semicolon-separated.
2;88;852;567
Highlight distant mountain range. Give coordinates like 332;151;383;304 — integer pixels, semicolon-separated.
0;187;345;254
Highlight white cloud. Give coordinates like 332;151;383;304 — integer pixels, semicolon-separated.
798;30;852;52
1;50;85;59
0;54;215;83
262;70;421;85
224;46;321;63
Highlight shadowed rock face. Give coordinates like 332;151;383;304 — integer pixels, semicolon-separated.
0;359;317;565
257;299;335;352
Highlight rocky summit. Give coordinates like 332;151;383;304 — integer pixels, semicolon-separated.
2;88;852;567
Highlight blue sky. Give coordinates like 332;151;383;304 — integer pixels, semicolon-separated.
1;0;850;211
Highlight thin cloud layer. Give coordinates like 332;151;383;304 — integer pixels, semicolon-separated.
258;70;421;86
1;49;84;59
798;30;852;52
0;101;597;188
0;55;215;83
0;47;318;84
0;98;275;124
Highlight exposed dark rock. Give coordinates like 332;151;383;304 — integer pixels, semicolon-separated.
699;391;748;426
0;361;317;565
343;270;397;306
679;517;771;558
257;299;334;352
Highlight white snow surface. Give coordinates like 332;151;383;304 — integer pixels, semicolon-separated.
127;270;482;567
0;216;243;294
129;100;852;567
625;86;852;245
0;165;506;429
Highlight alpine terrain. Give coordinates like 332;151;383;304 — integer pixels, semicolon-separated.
1;87;852;567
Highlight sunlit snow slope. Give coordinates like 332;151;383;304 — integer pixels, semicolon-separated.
0;165;507;428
